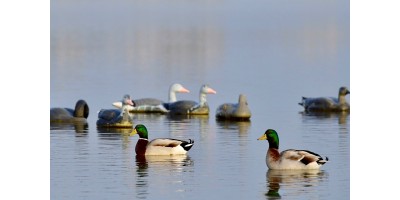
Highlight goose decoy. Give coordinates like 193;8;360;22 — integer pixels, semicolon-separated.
216;94;251;120
168;84;217;115
112;83;190;113
299;86;350;112
257;129;328;170
96;95;135;128
50;99;89;123
130;124;194;155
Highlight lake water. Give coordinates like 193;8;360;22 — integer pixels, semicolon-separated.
50;0;350;199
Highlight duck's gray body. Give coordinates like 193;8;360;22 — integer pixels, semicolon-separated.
97;95;134;128
50;99;89;123
96;109;133;128
168;84;216;115
112;83;189;113
168;100;210;115
216;94;251;120
299;87;350;112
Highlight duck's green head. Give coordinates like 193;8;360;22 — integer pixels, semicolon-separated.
257;129;279;149
131;124;149;139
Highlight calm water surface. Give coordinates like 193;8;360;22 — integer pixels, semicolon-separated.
51;0;349;199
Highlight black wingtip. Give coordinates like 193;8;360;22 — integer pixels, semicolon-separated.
181;139;194;151
317;156;329;165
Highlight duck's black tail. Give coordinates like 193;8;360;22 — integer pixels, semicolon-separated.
180;139;194;151
317;156;329;165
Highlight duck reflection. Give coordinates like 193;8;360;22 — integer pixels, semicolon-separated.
134;154;193;199
300;111;349;125
97;127;133;149
166;114;210;138
265;169;326;199
131;113;167;121
136;154;193;169
216;120;251;135
97;127;133;135
50;121;89;135
135;155;149;199
96;127;133;151
167;114;209;122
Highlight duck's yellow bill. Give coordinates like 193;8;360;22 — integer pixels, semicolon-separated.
130;129;137;136
257;134;267;140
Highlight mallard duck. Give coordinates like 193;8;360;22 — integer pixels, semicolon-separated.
299;86;350;112
258;129;328;170
130;124;194;155
112;83;190;113
97;95;134;128
168;84;217;115
216;94;251;120
50;99;89;123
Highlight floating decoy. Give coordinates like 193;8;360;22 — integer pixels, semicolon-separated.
112;83;190;113
97;95;135;128
50;99;89;123
257;129;328;170
130;124;194;155
216;94;251;120
168;84;216;115
299;86;350;112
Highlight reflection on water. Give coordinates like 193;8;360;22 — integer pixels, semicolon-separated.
134;155;194;199
265;169;327;199
136;154;193;170
300;111;350;125
97;127;133;135
166;114;210;138
216;120;251;135
166;114;209;122
96;127;133;150
131;113;167;121
50;122;89;134
135;155;149;200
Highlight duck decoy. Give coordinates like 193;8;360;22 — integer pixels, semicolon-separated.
257;129;328;170
130;124;194;155
299;86;350;112
112;83;190;113
50;99;89;123
96;95;135;128
216;94;251;120
168;84;217;115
